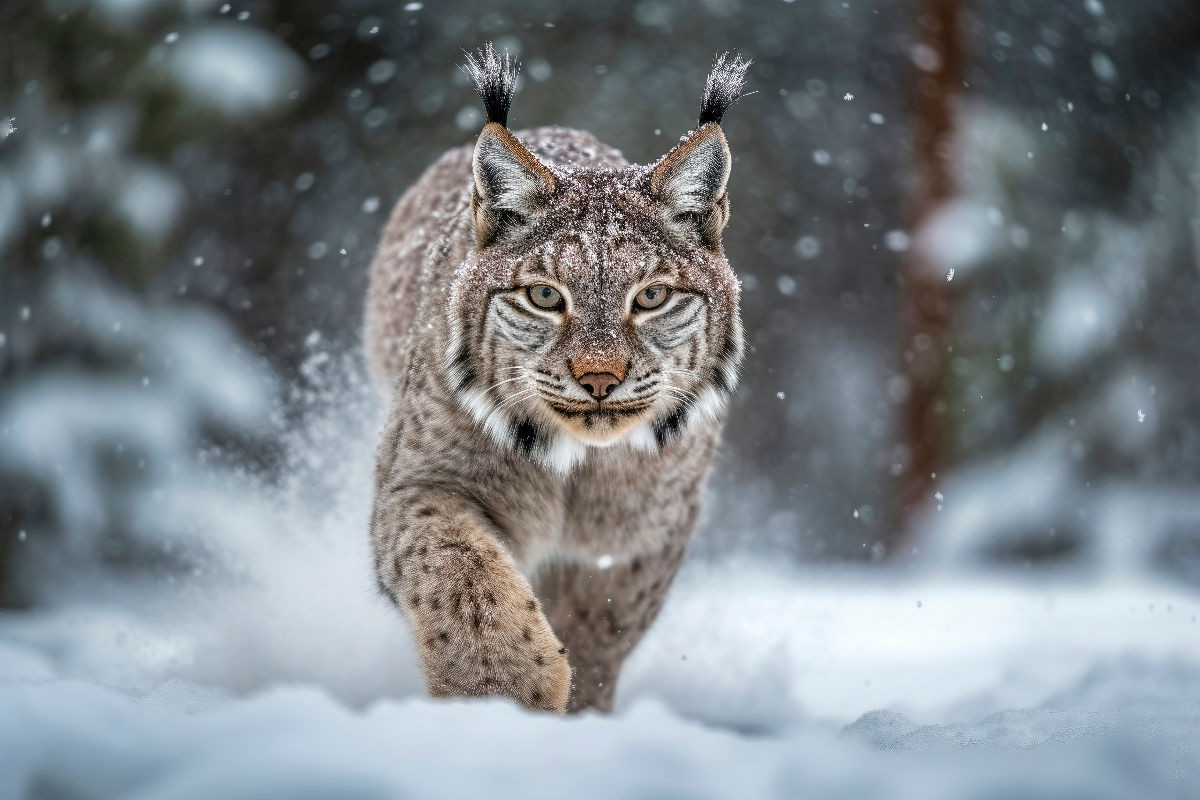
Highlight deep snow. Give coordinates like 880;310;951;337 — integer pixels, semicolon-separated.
0;347;1197;798
1;568;1197;799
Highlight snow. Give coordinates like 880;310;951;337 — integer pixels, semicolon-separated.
913;198;997;277
0;568;1197;798
167;25;306;118
114;160;186;244
1034;272;1119;373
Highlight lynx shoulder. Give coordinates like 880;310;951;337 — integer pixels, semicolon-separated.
366;44;748;713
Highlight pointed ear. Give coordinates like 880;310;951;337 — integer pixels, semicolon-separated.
471;123;556;246
648;124;731;248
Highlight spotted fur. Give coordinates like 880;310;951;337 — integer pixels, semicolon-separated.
364;46;747;713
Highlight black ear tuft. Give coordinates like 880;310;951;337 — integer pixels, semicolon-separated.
697;52;751;127
461;42;520;127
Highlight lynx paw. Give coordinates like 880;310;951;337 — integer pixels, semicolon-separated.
416;588;572;713
522;635;572;713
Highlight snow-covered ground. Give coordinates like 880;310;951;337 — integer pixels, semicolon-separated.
1;564;1197;798
0;342;1197;798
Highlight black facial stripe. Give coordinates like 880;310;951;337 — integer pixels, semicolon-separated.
643;305;706;351
712;330;741;395
711;364;729;393
719;331;740;362
494;305;544;334
653;296;698;323
646;325;699;351
658;315;703;339
652;403;690;449
511;417;549;457
493;303;552;350
451;340;476;391
499;294;545;320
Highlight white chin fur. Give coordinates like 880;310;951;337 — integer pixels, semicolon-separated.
456;387;588;475
457;382;727;474
541;434;589;474
627;421;660;453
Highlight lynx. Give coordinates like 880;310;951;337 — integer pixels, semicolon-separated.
365;44;747;713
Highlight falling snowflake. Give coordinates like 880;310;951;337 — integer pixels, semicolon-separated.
596;554;614;570
1137;409;1145;423
843;92;855;101
776;391;785;400
946;268;956;282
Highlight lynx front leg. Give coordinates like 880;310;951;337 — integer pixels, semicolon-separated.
536;543;686;713
372;487;571;712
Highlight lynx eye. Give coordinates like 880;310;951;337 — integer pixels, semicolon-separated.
527;284;565;311
633;284;671;311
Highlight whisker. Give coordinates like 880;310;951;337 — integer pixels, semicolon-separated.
661;387;700;407
481;374;530;394
482;388;537;430
661;382;700;399
661;368;702;381
496;388;537;411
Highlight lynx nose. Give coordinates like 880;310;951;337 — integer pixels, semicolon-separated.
577;373;622;399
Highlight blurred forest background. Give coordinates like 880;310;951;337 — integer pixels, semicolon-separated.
2;0;1200;609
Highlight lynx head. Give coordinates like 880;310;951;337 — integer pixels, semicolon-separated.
447;44;748;471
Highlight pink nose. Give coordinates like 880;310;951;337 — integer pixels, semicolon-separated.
577;372;622;399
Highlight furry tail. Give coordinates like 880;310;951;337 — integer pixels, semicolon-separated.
698;52;751;126
461;42;519;127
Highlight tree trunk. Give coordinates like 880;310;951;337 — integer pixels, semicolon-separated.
898;0;963;545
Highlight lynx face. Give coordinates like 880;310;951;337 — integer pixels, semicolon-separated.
446;48;746;472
